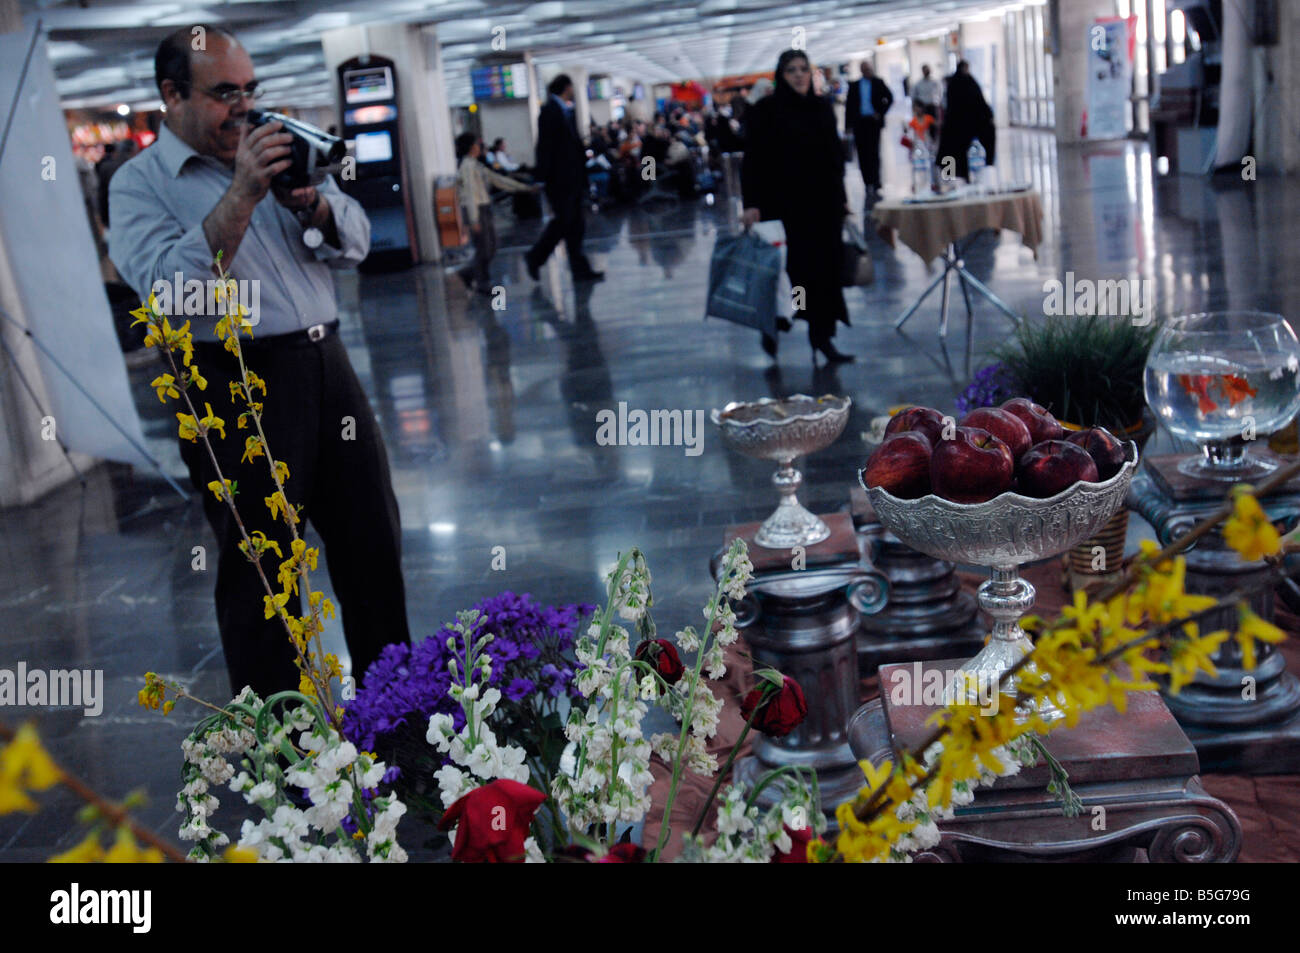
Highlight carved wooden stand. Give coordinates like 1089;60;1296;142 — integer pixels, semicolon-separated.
848;659;1243;862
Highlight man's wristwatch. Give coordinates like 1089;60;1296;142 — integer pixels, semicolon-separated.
298;193;323;249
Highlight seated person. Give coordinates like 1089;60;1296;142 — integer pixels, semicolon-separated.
486;138;530;176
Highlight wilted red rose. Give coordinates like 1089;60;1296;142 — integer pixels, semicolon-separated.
772;824;812;863
634;638;685;689
438;778;547;863
740;675;808;738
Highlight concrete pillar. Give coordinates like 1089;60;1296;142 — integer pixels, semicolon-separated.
1281;0;1300;173
320;23;456;263
568;66;591;138
1053;0;1122;143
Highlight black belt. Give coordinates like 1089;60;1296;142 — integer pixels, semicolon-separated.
195;320;339;350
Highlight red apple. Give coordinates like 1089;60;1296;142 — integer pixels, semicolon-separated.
884;406;946;446
1000;398;1064;445
863;432;933;499
1016;440;1099;498
960;407;1033;460
931;427;1014;504
1065;427;1127;481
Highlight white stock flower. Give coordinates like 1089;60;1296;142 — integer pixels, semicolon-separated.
434;765;471;809
466;743;496;779
245;780;276;804
675;627;700;652
524;837;545;864
703;643;728;680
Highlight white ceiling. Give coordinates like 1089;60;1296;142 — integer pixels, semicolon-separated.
23;0;1030;113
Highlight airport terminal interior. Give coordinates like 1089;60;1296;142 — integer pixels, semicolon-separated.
2;0;1300;867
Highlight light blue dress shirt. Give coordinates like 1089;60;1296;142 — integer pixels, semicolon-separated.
108;123;370;341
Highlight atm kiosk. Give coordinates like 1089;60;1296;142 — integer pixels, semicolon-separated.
336;55;417;269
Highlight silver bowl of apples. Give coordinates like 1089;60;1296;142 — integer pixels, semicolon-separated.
858;401;1138;566
856;400;1139;719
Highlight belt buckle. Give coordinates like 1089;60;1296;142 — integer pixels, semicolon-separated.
307;323;327;342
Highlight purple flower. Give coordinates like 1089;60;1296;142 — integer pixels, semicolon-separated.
956;363;1021;415
505;677;537;702
341;592;592;754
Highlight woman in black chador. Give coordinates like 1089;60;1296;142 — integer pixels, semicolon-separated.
741;49;854;364
936;60;996;181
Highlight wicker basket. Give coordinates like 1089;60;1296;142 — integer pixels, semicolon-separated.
1063;411;1156;594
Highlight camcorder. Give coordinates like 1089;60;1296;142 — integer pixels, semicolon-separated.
246;109;347;189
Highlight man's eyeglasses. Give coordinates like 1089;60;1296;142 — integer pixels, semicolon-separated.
176;81;264;106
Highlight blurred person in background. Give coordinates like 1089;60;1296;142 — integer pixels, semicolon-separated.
844;60;893;197
912;64;942;119
525;73;604;283
742;49;853;365
455;132;538;293
937;60;995;180
486;137;526;174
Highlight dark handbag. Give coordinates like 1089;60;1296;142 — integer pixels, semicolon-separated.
705;230;781;338
842;219;874;287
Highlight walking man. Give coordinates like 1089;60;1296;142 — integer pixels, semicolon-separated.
524;74;604;282
844;60;894;197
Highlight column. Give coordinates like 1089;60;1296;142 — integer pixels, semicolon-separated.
1052;0;1120;144
320;23;456;263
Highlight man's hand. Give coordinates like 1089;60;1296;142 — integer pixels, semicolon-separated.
741;207;761;228
229;120;293;209
273;184;317;212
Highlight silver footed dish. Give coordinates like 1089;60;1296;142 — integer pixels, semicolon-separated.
713;394;851;549
858;441;1139;720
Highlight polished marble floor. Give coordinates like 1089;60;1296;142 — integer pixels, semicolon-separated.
4;130;1300;858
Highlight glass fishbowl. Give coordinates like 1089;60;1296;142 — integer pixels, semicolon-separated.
1145;311;1300;479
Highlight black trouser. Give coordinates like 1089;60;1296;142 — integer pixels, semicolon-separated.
180;330;410;699
527;187;592;274
853;115;884;189
464;203;497;287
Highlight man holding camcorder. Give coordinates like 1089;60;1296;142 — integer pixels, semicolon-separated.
109;25;410;699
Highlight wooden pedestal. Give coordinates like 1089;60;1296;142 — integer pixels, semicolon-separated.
848;659;1243;862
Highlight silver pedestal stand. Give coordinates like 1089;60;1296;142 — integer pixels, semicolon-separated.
858;442;1139;719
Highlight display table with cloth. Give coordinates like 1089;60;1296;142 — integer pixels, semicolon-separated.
872;189;1044;338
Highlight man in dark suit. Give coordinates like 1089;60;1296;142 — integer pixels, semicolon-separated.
524;74;603;282
843;60;893;196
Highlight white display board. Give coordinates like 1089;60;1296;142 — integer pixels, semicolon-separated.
1085;16;1135;140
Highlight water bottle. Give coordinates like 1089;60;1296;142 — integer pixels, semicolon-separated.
966;139;986;192
911;143;932;195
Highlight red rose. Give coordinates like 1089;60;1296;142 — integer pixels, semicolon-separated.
772;824;812;863
556;843;646;863
598;843;646;863
740;675;808;738
438;778;547;863
634;638;685;689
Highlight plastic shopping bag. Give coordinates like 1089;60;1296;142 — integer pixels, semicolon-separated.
705;230;782;338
